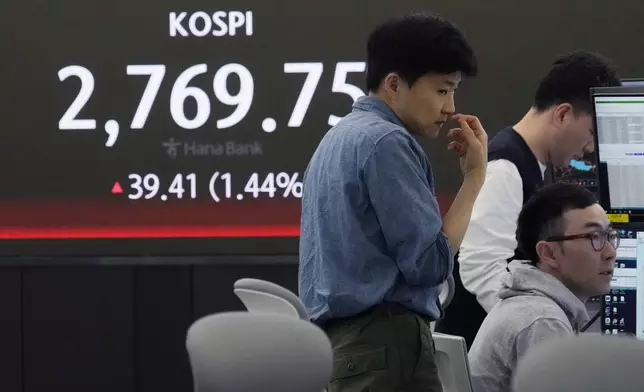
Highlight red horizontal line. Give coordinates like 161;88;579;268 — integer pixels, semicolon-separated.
0;225;301;239
0;199;302;226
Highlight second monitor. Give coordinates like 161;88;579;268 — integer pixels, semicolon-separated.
602;225;644;339
592;85;644;212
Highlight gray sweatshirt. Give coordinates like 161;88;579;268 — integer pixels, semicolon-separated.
468;260;590;392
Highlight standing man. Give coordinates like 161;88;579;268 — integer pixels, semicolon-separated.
299;13;487;391
435;50;621;347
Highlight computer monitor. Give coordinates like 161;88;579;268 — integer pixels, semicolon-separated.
622;79;644;87
591;85;644;212
551;81;644;195
601;225;644;339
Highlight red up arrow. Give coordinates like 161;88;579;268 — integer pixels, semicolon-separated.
111;181;123;194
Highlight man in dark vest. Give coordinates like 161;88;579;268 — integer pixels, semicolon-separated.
435;50;621;348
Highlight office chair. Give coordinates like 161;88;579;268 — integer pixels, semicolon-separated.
431;333;473;392
233;278;308;319
431;275;474;392
186;311;333;392
513;334;644;392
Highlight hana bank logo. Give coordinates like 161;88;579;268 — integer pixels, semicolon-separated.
162;138;263;158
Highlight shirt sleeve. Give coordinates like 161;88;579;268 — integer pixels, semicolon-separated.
362;131;453;288
514;318;573;366
458;160;524;312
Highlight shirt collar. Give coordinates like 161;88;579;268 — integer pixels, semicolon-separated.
352;96;406;129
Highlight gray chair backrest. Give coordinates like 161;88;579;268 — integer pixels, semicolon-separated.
433;332;473;392
512;335;644;392
233;278;309;319
186;311;333;392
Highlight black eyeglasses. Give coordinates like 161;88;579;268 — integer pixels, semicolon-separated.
547;228;621;251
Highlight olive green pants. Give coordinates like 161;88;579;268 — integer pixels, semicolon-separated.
322;304;443;392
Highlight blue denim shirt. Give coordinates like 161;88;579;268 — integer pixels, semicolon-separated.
298;96;453;323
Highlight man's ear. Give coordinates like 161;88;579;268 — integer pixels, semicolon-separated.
535;240;560;269
552;103;574;127
382;72;406;99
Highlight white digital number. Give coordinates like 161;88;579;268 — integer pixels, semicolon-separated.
168;174;185;199
213;63;254;129
129;174;143;200
127;65;166;129
260;172;276;198
167;173;197;199
284;62;323;127
244;173;279;198
284;61;366;128
220;172;232;198
57;65;97;130
244;173;260;198
328;62;366;126
143;174;160;199
170;64;210;129
58;61;366;134
186;173;197;198
128;174;160;200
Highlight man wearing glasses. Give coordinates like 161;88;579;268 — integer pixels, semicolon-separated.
468;183;618;392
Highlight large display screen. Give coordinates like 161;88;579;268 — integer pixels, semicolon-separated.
4;1;438;255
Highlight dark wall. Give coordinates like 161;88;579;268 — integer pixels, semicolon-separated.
0;261;298;392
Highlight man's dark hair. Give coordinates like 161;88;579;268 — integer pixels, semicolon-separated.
533;50;621;114
365;13;477;92
517;183;598;264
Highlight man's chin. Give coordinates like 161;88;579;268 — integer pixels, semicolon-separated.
424;125;442;138
591;284;612;298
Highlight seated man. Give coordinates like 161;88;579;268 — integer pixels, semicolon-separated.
468;183;618;392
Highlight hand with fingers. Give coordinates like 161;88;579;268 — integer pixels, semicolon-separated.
447;114;488;181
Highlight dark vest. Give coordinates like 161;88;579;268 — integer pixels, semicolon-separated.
435;127;545;348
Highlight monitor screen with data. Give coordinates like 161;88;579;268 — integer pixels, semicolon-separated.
1;0;449;256
551;81;644;196
592;86;644;212
602;228;644;339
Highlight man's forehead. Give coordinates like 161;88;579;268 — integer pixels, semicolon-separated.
441;72;462;86
563;205;610;231
422;72;461;87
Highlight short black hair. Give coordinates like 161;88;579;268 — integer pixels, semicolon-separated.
365;13;477;92
517;183;598;264
533;50;621;114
